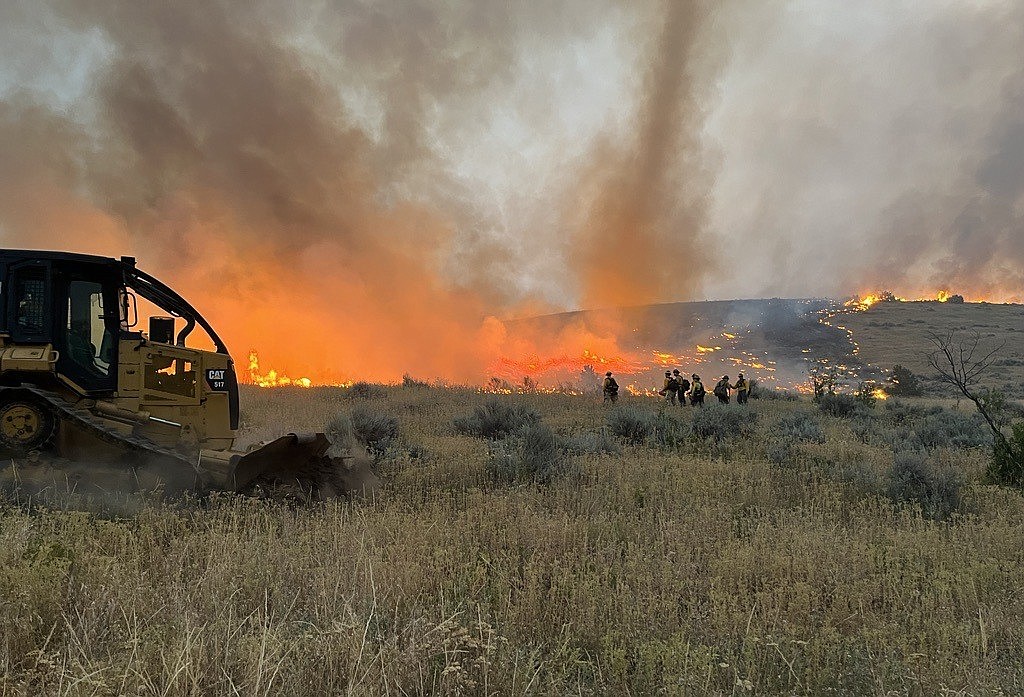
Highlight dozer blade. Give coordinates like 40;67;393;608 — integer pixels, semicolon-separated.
198;433;379;498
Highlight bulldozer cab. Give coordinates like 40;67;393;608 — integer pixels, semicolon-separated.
0;250;378;499
0;251;240;440
5;255;121;393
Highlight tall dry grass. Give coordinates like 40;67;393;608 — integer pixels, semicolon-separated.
2;387;1023;695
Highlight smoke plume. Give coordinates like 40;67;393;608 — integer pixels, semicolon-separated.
703;0;1024;302
570;0;713;309
1;0;1022;384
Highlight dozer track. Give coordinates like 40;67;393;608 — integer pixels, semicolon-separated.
25;387;199;468
0;386;202;497
0;387;378;500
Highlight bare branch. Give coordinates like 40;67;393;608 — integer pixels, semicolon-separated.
926;330;1008;446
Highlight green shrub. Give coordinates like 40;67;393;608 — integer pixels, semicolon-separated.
324;412;356;454
487;423;569;483
855;382;881;408
887;450;965;520
834;459;884;498
754;386;800;401
988;423;1024;486
607;406;658;445
691;404;758;442
605;407;689;449
351;406;400;456
849;413;879;443
401;374;431;388
766;438;796;466
453;398;541;440
818;394;868;418
889;365;923;396
348;381;387;399
858;402;990;450
773;411;825;444
884;400;941;424
910;411;991;449
561;430;621;456
766;411;824;465
654;411;691;448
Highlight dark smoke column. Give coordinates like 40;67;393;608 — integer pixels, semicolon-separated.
572;0;711;309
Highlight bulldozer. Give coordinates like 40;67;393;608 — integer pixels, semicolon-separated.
0;249;376;498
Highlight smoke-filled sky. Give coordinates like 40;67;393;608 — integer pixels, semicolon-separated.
1;0;1022;380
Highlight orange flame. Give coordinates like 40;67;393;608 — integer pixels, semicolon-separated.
844;293;889;311
247;350;314;388
845;288;1016;310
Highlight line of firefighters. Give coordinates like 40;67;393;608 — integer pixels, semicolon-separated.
601;370;750;406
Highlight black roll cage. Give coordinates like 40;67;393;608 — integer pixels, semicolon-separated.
121;261;230;356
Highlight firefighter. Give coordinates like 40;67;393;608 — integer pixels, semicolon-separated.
714;375;731;404
732;372;750;404
603;371;619;403
660;370;679;405
688;374;705;406
673;369;690;406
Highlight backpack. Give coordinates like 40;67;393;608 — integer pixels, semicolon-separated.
678;379;690;393
692;381;704;398
713;382;728;398
605;378;619;394
666;377;679;392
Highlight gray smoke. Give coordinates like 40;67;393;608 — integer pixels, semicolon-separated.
702;0;1024;302
1;0;1021;383
0;0;638;306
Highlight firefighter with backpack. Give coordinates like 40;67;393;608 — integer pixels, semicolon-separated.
672;369;690;406
732;372;750;404
714;375;732;404
603;372;619;403
688;374;705;406
660;370;680;405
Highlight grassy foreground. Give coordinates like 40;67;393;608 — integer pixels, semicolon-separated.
2;386;1023;695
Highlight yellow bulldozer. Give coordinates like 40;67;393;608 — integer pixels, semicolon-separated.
0;250;376;498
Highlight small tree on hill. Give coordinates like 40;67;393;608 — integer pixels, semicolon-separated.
889;365;923;397
810;361;839;401
928;331;1024;486
578;365;601;394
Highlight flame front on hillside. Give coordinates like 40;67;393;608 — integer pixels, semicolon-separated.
843;289;1010;311
247;351;314;388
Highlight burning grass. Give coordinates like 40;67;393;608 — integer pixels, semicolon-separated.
2;387;1024;694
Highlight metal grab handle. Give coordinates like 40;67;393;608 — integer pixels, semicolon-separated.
48;350;60;364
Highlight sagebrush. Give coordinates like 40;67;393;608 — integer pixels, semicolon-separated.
1;386;1021;695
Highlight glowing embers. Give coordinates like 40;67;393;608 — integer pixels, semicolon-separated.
247;350;313;388
652;350;689;366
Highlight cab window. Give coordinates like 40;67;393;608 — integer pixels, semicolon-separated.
14;271;47;336
66;280;113;378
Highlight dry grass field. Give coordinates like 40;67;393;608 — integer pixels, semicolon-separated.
2;384;1024;695
841;302;1024;398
